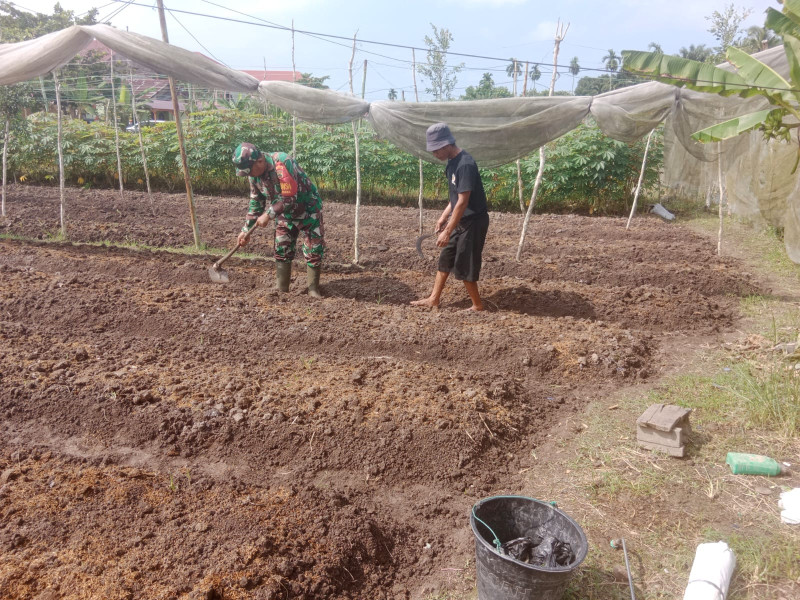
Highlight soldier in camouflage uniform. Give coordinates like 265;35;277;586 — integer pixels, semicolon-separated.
232;142;325;298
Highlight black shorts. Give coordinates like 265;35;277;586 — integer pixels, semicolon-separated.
438;211;489;282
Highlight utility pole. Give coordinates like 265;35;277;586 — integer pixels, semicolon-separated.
156;0;200;248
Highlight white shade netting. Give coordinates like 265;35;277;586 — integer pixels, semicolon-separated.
0;27;798;261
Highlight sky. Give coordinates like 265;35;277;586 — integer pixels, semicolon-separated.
8;0;778;100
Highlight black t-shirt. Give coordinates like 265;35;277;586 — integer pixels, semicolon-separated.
446;150;488;223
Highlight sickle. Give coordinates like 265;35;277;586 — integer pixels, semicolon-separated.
415;232;435;259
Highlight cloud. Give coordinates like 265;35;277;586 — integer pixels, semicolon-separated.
529;21;562;42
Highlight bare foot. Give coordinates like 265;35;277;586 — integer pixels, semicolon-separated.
410;297;439;309
459;305;484;312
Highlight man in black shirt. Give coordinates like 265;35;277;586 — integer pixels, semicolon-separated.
411;122;490;311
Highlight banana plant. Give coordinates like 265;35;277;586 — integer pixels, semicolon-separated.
622;0;800;170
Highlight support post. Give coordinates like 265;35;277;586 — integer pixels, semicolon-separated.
412;48;424;235
717;142;724;256
53;71;66;238
350;33;362;264
110;51;124;200
156;0;200;249
517;21;568;262
291;21;297;158
626;129;655;230
130;66;155;215
2;119;9;217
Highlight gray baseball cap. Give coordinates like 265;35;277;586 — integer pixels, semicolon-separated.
426;122;455;152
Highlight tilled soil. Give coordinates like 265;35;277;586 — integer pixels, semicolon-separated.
0;185;760;599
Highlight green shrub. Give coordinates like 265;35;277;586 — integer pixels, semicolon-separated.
7;110;662;215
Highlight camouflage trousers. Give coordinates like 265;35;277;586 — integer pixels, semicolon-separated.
274;213;325;267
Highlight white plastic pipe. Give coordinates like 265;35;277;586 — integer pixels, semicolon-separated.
683;541;736;600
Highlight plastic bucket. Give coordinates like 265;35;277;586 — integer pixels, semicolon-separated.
470;496;588;600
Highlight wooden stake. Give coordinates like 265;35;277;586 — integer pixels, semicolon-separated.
2;119;8;217
516;21;569;262
53;71;66;238
717;142;724;256
156;0;200;249
109;51;124;201
350;32;362;264
129;65;155;215
412;48;424;235
626;128;654;230
291;21;297;158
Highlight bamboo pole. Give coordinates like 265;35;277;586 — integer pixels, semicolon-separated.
516;61;528;213
156;0;200;248
350;33;362;264
38;76;47;110
361;60;368;99
292;21;297;158
626;128;655;230
129;66;155;215
717;142;724;256
53;71;66;238
2;119;9;217
412;48;424;235
109;51;124;200
516;21;568;262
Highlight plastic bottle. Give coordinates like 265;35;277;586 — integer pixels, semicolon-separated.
725;452;789;476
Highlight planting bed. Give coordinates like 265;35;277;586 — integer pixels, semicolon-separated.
0;186;759;599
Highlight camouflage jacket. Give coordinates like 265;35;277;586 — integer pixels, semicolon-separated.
243;152;322;232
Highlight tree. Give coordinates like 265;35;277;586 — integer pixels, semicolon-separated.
0;1;98;42
706;3;752;60
602;49;620;72
506;58;523;79
678;44;715;63
739;25;782;53
648;42;664;54
460;73;512;100
297;73;330;89
622;1;800;172
388;88;398;101
529;64;542;91
574;73;639;96
417;24;464;101
569;57;580;93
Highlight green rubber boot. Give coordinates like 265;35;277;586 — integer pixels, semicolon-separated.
306;265;322;298
275;261;291;292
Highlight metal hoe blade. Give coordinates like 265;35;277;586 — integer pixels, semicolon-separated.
416;232;435;259
208;264;230;284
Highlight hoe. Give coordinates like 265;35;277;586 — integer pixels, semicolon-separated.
208;224;258;284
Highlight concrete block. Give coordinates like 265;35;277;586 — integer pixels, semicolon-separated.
638;439;685;458
637;403;691;432
637;425;685;448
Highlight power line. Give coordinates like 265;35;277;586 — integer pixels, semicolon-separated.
109;0;616;74
165;7;226;66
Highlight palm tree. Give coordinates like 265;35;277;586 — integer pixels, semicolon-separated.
569;56;580;93
506;58;523;79
739;25;781;53
529;64;542;91
506;58;523;95
602;49;620;72
647;42;664;54
388;88;398;101
678;44;714;63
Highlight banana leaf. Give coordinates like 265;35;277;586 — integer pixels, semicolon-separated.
691;108;780;143
725;47;795;105
766;7;800;97
621;51;749;97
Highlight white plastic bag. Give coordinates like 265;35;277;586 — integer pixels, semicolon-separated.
650;203;676;221
779;488;800;525
683;541;736;600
